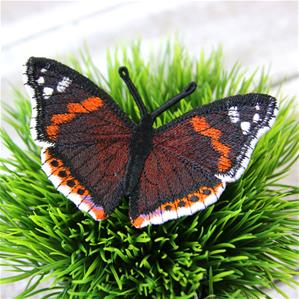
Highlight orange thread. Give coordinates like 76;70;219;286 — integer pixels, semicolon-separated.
80;97;104;111
46;97;104;140
51;113;75;124
46;125;59;139
191;116;232;172
67;97;103;113
133;216;144;227
90;206;105;220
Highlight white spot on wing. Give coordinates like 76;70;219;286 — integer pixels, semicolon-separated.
23;63;54;147
216;100;278;183
255;103;260;110
37;76;44;85
43;87;53;99
241;121;251;135
253;113;260;123
40;68;47;73
57;77;72;93
228;106;240;123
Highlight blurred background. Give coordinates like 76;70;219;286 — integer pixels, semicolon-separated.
1;1;298;298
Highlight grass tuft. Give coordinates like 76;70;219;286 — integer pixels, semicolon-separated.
1;41;299;298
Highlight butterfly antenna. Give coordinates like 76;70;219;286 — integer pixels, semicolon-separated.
119;66;148;117
151;81;197;119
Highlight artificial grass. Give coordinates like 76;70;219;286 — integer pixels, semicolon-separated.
0;41;299;299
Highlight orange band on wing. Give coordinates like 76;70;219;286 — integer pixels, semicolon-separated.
191;116;232;172
51;113;76;124
67;97;104;113
46;97;104;140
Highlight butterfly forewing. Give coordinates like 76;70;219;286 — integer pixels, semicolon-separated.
25;57;134;219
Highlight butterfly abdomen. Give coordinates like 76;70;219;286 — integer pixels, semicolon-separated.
124;114;154;196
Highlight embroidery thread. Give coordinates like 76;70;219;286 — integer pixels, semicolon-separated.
24;57;278;228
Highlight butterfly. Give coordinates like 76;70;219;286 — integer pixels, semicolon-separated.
24;57;278;228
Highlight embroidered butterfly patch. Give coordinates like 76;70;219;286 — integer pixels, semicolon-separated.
24;57;278;228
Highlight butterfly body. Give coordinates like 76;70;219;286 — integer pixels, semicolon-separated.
24;57;278;228
124;113;154;196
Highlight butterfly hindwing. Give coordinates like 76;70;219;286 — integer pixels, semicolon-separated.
130;147;226;227
25;57;134;219
130;94;277;228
